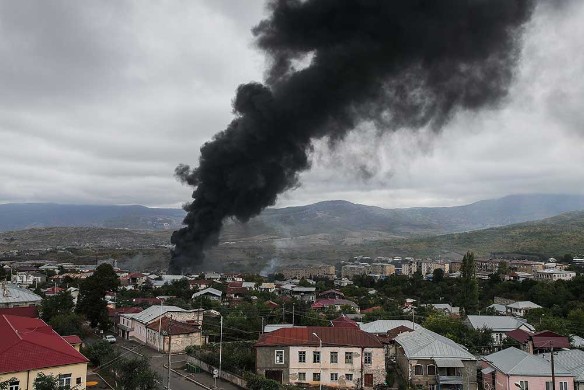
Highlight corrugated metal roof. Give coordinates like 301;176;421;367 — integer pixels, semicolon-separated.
121;305;187;324
540;350;584;381
467;315;533;332
435;358;464;368
506;301;542;309
0;283;42;306
483;347;572;376
255;326;383;348
394;328;476;360
359;320;416;334
192;287;222;298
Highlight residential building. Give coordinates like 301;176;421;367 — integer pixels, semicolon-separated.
318;290;345;300
0;283;42;308
279;285;317;302
505;301;542;317
540;349;584;390
481;347;574;390
281;265;336;280
311;299;360;313
393;328;478;390
11;272;46;287
465;316;535;347
534;269;577;282
192;287;223;301
0;315;89;389
341;263;395;279
505;329;570;354
359;320;417;335
255;326;385;388
430;303;460;316
118;305;204;352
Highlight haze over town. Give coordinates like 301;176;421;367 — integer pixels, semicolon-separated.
1;1;583;210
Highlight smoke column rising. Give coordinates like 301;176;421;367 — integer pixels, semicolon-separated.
170;0;534;273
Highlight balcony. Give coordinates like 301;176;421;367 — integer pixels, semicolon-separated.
437;375;464;385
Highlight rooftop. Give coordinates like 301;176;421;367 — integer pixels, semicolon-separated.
0;283;42;306
394;328;475;360
466;315;533;332
483;347;572;376
359;320;417;334
121;305;191;324
255;326;383;348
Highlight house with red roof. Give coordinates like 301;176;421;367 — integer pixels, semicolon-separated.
505;329;570;354
311;298;360;313
0;315;89;389
255;326;385;388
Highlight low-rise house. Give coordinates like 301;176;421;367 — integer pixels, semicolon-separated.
0;315;89;389
540;349;584;390
192;287;223;301
0;283;42;308
189;279;211;290
255;326;385;388
481;347;574;390
430;303;460;316
505;301;542;317
119;305;204;352
279;285;317;302
487;303;507;316
359;320;417;335
393;328;478;390
534;269;577;282
11;272;46;287
505;329;570;354
318;290;345;300
465;316;534;347
311;299;360;313
259;283;276;293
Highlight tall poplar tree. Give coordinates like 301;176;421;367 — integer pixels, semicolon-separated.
461;251;479;314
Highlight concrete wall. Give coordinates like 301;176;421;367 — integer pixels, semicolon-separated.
255;346;290;384
186;356;248;389
0;363;88;390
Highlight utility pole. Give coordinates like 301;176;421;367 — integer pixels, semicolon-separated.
219;315;223;378
292;304;295;325
282;304;285;322
167;315;173;390
551;345;556;390
261;317;264;334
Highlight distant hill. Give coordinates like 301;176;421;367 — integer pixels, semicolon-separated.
223;193;584;239
2;194;584;236
0;203;185;232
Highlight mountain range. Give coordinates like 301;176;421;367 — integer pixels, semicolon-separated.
2;194;584;238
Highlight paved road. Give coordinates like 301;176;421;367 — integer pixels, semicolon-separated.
113;337;241;390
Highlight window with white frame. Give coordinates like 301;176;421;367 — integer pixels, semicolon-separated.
275;350;284;364
330;351;338;363
58;374;72;389
331;373;338;381
345;351;353;364
313;373;321;382
414;364;424;375
313;351;321;363
298;372;306;381
560;382;568;390
8;381;19;390
298;351;306;363
427;364;436;376
519;380;529;390
364;351;372;365
345;374;354;381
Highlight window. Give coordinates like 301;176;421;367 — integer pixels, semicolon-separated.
546;382;553;390
275;350;284;364
76;378;82;385
331;373;338;381
313;373;321;382
427;364;436;376
345;351;353;364
560;382;568;390
414;364;424;375
298;372;306;381
345;374;354;381
519;381;529;390
298;351;306;363
313;351;321;363
58;374;72;389
330;351;338;363
364;351;372;365
8;381;19;390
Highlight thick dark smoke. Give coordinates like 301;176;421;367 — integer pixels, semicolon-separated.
170;0;534;273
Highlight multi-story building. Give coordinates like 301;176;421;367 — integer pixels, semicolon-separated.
416;260;449;276
281;265;336;280
255;326;385;388
341;263;395;279
534;269;576;282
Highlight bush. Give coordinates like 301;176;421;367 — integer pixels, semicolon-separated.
243;372;281;390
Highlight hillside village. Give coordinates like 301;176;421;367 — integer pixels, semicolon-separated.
1;252;584;390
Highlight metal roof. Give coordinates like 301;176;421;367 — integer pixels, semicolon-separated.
121;305;188;324
394;328;476;360
506;301;542;309
0;283;42;306
466;315;533;332
192;287;223;298
255;326;383;348
359;320;416;334
540;350;584;381
483;347;572;376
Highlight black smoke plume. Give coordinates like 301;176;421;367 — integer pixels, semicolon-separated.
170;0;534;273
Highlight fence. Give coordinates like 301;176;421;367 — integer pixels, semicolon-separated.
186;355;248;389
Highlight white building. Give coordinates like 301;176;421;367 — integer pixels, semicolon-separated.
534;269;576;282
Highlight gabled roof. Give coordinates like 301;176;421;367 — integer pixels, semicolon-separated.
255;326;383;348
192;287;222;298
0;315;88;374
483;347;572;377
359;320;416;334
540;350;584;381
466;315;533;332
331;315;359;329
121;305;188;324
62;335;82;345
318;289;345;298
0;306;39;318
0;284;42;305
394;328;475;360
146;317;200;335
506;301;542;310
311;299;358;309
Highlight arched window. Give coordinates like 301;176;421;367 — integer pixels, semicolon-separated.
414;364;424;375
427;365;436;376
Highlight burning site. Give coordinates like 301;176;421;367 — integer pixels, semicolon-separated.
170;0;535;273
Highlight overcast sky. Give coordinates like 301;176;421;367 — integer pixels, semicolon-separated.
1;1;583;210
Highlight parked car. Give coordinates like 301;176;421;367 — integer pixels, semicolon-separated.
103;335;116;343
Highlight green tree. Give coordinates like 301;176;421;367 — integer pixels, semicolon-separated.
33;373;78;390
433;268;445;283
41;291;74;322
49;313;85;336
461;251;479;314
82;340;118;367
76;264;119;329
111;357;160;390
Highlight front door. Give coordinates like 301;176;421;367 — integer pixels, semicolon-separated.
364;374;373;387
